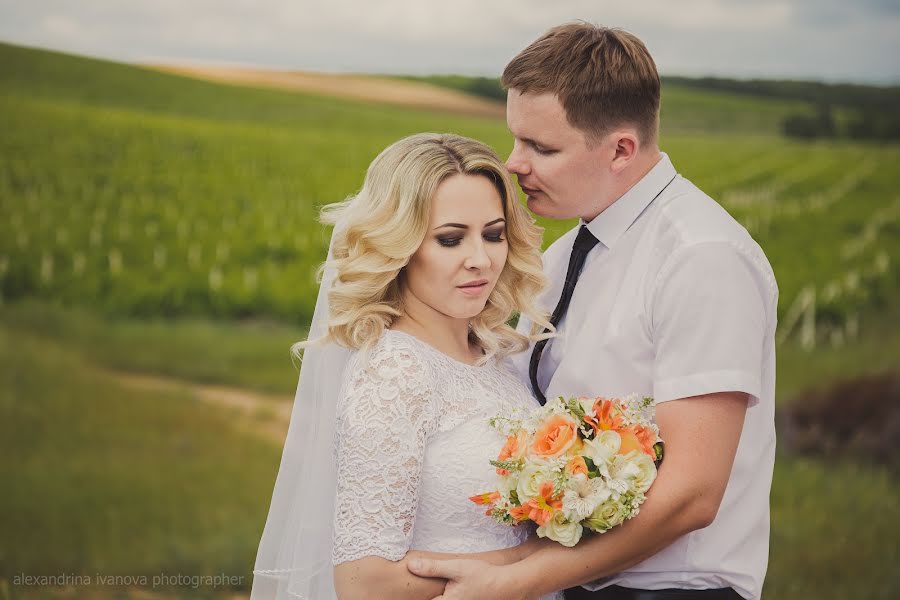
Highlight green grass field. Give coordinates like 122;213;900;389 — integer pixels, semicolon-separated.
2;314;897;599
3;42;898;338
0;324;282;593
1;42;899;599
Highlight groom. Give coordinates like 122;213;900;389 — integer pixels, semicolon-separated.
408;23;777;600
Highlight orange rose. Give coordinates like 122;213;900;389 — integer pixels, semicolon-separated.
618;425;656;457
565;456;589;477
584;397;625;434
531;415;578;459
633;425;657;456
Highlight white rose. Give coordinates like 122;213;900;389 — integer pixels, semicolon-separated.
516;462;554;503
611;450;657;495
611;451;640;479
628;452;657;494
585;497;627;532
596;430;622;454
582;430;621;475
537;511;584;547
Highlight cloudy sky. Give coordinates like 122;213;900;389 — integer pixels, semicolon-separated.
1;1;898;84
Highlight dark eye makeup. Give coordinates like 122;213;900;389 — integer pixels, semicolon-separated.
436;227;506;247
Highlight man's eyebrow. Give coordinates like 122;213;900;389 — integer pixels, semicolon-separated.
507;127;537;144
434;218;506;231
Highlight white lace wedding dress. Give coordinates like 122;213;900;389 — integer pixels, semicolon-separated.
331;329;562;600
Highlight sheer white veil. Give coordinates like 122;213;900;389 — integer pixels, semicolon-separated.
251;227;349;600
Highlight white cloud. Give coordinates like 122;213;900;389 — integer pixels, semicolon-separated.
0;0;897;82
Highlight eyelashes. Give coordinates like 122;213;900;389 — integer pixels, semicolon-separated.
437;232;506;247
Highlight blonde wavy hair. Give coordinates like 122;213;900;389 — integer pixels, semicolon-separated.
292;132;551;362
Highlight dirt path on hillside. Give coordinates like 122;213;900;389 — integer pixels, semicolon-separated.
103;368;293;445
145;63;505;119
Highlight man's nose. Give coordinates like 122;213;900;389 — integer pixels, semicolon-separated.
505;143;529;175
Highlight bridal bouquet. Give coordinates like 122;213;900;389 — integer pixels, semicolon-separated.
470;395;664;547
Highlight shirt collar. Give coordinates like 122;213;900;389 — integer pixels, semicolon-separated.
583;152;676;250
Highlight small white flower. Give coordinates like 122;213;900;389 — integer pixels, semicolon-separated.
582;430;621;476
497;472;519;496
607;477;629;496
562;474;611;522
610;450;656;494
613;451;657;494
579;397;595;416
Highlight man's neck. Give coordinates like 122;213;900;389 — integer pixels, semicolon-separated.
621;149;663;196
584;149;662;223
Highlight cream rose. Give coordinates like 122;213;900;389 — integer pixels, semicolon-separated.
582;430;621;474
516;462;554;503
626;451;657;494
537;511;584;547
585;497;627;532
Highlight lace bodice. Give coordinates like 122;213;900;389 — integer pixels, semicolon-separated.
332;330;560;598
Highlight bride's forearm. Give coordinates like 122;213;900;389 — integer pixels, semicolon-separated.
410;535;546;566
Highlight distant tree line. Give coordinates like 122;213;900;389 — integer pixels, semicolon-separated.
416;74;900;141
663;76;900;141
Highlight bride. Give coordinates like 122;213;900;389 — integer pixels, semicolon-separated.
251;133;560;600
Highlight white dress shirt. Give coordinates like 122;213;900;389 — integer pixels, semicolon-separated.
512;153;777;600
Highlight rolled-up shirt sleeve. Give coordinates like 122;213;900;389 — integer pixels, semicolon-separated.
650;242;770;406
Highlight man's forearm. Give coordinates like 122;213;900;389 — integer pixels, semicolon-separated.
461;535;544;565
504;474;708;597
502;393;748;598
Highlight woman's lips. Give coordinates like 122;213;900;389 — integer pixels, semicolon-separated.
457;280;489;296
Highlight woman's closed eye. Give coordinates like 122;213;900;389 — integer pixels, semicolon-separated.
483;228;506;243
437;236;463;247
437;228;505;247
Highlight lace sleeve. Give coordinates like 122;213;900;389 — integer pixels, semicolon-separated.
331;340;437;565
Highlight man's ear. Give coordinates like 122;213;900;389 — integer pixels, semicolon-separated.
610;130;639;173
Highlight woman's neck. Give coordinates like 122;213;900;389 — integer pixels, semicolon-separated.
391;298;479;365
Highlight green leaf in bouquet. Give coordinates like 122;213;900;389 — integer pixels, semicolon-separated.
566;397;587;421
583;456;602;478
653;441;665;468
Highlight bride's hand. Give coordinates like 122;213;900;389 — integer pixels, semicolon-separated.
407;558;536;600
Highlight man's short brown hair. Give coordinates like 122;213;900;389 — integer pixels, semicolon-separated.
502;23;660;146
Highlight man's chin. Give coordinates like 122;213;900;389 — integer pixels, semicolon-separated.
525;196;550;216
526;196;566;219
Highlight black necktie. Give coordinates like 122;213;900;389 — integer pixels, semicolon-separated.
529;225;600;404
